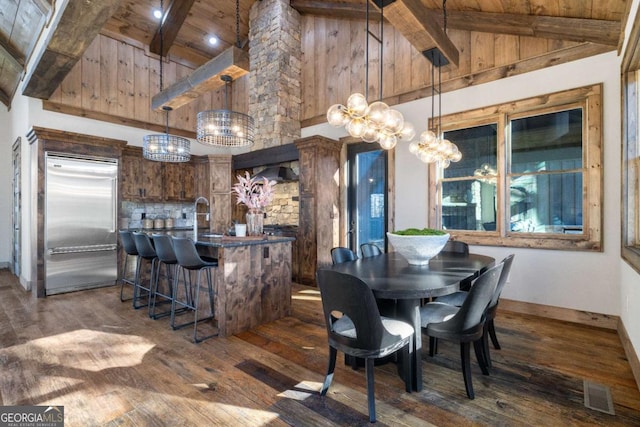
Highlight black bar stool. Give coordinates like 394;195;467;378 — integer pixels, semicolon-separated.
171;236;218;343
118;230;138;302
150;234;179;320
132;232;158;313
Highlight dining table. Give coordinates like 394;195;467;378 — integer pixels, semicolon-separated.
326;250;495;392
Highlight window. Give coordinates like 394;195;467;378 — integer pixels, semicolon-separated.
429;84;602;251
623;70;640;270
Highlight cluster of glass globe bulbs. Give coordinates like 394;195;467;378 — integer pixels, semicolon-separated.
408;129;462;168
326;93;416;150
327;93;462;168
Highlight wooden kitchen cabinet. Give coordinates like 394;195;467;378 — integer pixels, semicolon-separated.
164;161;195;201
121;147;163;200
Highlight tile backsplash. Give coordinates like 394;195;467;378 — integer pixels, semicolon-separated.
121;201;198;229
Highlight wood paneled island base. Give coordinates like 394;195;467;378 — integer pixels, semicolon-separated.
196;235;294;337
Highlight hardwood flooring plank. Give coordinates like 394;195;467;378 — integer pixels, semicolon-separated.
0;270;639;426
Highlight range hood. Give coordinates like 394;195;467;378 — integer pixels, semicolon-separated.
252;166;298;182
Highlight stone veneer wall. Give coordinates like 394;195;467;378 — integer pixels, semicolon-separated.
248;0;302;150
262;160;300;225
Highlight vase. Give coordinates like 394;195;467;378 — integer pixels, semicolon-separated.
246;208;264;236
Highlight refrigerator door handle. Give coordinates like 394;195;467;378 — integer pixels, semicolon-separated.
111;177;117;232
48;244;117;255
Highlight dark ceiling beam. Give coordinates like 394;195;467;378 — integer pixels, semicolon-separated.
22;0;124;99
150;0;197;57
0;34;25;70
382;0;459;67
0;88;11;107
291;1;620;47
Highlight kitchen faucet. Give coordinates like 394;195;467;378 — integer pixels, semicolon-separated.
193;196;210;240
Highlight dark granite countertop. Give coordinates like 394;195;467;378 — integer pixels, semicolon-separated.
122;228;295;247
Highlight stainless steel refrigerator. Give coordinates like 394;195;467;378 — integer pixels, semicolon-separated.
45;153;118;295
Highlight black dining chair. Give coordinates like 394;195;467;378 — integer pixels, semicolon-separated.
360;243;382;258
317;269;414;423
440;240;472;290
171;236;218;343
441;240;469;256
118;230;138;302
435;254;514;368
419;262;504;399
330;247;357;264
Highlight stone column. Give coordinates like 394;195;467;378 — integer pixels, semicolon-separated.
249;0;302;150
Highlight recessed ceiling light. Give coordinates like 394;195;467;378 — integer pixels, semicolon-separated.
153;9;162;19
208;36;218;45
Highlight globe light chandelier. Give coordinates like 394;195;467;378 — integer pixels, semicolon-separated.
196;0;254;148
409;0;461;168
326;1;415;150
143;0;191;162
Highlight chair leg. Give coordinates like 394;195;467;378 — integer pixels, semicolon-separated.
365;358;376;423
474;339;490;375
193;270;202;343
488;319;501;349
460;342;475;399
429;336;438;357
148;258;160;318
320;346;337;396
399;339;413;393
170;266;180;329
132;257;145;309
119;254;134;302
482;323;493;369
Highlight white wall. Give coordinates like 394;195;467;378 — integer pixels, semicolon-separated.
0;103;11;267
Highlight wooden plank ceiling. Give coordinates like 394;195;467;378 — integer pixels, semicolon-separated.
0;0;628;108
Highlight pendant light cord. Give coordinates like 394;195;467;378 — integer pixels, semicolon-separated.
364;1;384;101
365;1;369;100
236;0;241;48
158;0;170;135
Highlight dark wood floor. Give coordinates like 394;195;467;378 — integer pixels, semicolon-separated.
1;269;639;426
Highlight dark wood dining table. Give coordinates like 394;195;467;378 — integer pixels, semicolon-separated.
326;250;495;392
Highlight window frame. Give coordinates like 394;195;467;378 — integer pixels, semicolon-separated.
622;70;640;271
428;84;603;251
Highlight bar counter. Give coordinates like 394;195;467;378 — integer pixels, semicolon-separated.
124;228;294;337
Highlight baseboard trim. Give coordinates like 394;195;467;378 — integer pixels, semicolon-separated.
618;320;640;393
499;299;619;330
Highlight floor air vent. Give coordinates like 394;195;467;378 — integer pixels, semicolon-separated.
583;380;615;415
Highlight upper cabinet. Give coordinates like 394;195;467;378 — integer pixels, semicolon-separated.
121;146;197;202
164;162;195;201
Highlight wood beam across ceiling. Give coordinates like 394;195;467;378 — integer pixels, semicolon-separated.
439;11;620;47
151;45;249;111
290;0;380;21
380;0;459;67
291;1;620;47
149;0;197;57
22;0;124;100
0;34;25;70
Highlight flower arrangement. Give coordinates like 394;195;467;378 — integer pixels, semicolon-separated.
231;171;276;210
